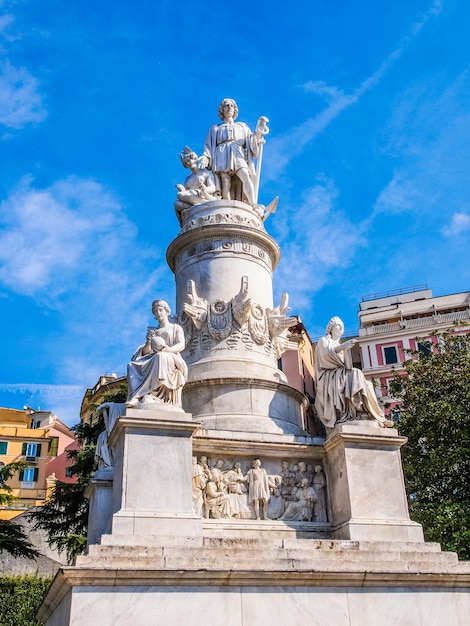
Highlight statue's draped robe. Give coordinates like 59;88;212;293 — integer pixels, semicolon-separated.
314;335;386;428
279;485;317;521
127;324;188;405
202;121;259;200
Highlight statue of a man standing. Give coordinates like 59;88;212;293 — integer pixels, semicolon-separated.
199;98;268;207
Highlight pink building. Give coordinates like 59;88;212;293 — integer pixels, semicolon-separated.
356;285;470;414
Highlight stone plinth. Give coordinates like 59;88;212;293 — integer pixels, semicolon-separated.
324;422;424;542
107;405;202;539
184;375;308;435
85;468;114;547
38;537;470;626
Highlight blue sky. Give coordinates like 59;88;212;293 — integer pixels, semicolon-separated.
0;0;469;425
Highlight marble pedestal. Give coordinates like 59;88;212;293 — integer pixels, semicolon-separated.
325;422;424;542
99;406;202;540
85;468;114;547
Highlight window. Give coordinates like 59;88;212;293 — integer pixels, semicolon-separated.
0;441;7;455
21;442;42;459
65;467;74;478
19;467;39;484
48;437;59;457
383;346;398;365
417;341;432;356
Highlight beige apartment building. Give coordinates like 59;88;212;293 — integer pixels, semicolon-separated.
355;285;470;414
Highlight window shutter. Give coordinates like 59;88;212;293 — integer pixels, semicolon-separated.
36;443;42;457
22;442;27;455
33;468;39;482
19;469;24;481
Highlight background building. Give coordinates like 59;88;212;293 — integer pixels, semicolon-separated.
0;407;77;520
356;285;470;413
80;373;127;425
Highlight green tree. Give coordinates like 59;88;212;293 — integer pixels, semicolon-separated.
0;462;39;559
389;329;470;559
29;384;127;564
0;574;52;626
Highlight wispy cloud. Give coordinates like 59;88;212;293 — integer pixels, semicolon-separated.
372;69;470;222
0;177;126;295
302;80;345;103
0;177;171;384
0;7;47;130
373;171;424;215
442;212;470;237
263;1;442;180
0;60;47;129
0;383;85;425
272;178;364;312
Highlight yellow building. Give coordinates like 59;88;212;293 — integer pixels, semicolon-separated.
80;373;127;425
0;407;49;520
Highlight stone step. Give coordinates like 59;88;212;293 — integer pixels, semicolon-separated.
81;542;461;572
98;533;444;554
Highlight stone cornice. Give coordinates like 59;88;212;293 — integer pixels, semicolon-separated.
166;224;281;272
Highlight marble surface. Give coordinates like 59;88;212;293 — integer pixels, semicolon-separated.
42;582;470;626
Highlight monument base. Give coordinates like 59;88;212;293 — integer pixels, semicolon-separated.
38;537;470;626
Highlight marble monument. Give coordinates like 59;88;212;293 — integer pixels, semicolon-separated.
39;99;470;626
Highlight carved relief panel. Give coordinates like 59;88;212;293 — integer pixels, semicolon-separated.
192;456;328;523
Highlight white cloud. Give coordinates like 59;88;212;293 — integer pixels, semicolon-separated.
0;177;125;294
372;69;470;221
0;61;47;129
0;383;85;426
373;172;422;215
302;81;345;103
442;212;470;237
272;179;364;312
0;177;171;384
263;1;442;181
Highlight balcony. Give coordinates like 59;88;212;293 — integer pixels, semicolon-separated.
361;309;470;336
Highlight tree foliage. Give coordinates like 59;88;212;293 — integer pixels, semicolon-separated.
389;329;470;559
0;574;52;626
29;384;127;564
0;462;40;559
28;418;103;564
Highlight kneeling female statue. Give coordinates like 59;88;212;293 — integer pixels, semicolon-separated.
126;299;188;408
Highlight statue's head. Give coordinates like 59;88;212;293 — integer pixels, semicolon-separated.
211;468;221;481
179;146;198;169
326;316;344;337
152;299;171;317
218;98;238;121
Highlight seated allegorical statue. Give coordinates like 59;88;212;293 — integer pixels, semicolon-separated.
126;299;188;408
314;316;393;429
174;146;219;225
